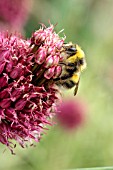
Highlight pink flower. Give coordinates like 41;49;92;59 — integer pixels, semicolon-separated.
0;24;65;153
0;0;33;31
56;99;86;131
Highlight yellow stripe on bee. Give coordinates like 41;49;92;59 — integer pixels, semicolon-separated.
67;54;77;62
71;73;80;83
76;44;85;59
66;44;85;63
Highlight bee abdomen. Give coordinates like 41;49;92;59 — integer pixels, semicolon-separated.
54;73;72;81
66;67;78;73
62;80;75;89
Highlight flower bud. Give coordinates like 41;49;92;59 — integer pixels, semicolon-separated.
0;62;5;74
44;55;54;68
35;47;47;64
53;66;62;78
0;98;11;109
44;67;55;79
15;99;27;111
0;74;8;88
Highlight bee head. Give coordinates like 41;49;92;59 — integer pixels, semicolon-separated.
63;42;77;56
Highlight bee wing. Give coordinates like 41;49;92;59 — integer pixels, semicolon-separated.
74;79;80;96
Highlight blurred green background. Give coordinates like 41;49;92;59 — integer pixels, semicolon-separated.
1;0;113;169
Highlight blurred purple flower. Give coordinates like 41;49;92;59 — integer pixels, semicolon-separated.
56;99;86;131
0;24;65;153
0;0;33;31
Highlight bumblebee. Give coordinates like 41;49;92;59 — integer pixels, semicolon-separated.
54;42;86;95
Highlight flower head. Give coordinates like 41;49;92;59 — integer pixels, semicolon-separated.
0;0;33;31
56;99;86;131
0;24;65;153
